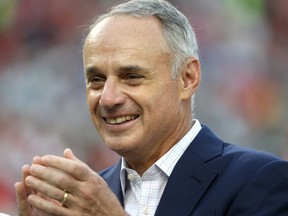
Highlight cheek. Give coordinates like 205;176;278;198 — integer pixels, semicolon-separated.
157;85;181;117
86;90;100;114
159;83;180;104
146;86;179;119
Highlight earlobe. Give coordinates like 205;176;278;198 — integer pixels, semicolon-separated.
180;57;201;100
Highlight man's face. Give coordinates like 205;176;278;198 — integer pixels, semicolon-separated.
83;15;195;163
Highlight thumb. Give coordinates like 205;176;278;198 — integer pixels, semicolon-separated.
63;148;80;161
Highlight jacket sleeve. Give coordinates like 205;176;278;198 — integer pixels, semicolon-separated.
227;160;288;215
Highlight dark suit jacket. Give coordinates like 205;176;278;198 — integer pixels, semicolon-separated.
99;125;288;215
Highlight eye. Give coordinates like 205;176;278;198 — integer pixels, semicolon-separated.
124;73;144;85
87;76;106;89
90;76;105;83
126;73;142;80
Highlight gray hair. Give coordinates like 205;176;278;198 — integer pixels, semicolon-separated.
88;0;199;79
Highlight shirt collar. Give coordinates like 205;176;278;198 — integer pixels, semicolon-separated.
120;119;202;189
155;119;201;176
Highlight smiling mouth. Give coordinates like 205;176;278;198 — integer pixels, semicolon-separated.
104;115;139;125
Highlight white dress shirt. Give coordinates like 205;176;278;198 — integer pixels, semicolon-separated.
120;120;202;216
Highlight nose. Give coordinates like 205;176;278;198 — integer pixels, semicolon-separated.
99;78;125;109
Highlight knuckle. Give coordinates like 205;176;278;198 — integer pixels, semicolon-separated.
73;163;90;179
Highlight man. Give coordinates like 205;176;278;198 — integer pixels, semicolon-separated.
15;0;288;215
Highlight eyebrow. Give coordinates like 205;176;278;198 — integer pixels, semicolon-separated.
85;64;146;77
84;65;102;78
119;65;142;73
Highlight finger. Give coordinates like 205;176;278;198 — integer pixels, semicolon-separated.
15;182;31;216
32;156;43;165
21;165;34;199
29;164;77;193
25;175;69;204
22;164;30;182
64;148;79;161
27;193;72;216
41;154;91;181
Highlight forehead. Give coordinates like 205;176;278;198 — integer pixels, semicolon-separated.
84;15;169;54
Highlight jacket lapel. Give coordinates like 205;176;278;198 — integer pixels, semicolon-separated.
102;126;223;215
155;126;223;216
101;161;124;206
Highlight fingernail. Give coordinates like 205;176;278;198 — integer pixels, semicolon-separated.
32;156;41;164
25;176;33;185
41;156;50;165
30;164;40;174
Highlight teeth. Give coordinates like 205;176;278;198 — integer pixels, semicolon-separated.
106;115;137;125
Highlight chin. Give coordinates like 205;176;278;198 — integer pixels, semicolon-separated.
106;142;134;156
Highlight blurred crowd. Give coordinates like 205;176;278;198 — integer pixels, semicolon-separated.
0;0;287;214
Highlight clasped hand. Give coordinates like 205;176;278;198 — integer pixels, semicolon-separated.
15;149;126;216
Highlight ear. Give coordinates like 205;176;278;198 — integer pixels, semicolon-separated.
179;57;201;100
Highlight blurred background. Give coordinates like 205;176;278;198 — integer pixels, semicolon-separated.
0;0;287;214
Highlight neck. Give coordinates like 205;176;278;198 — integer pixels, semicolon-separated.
125;120;195;176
